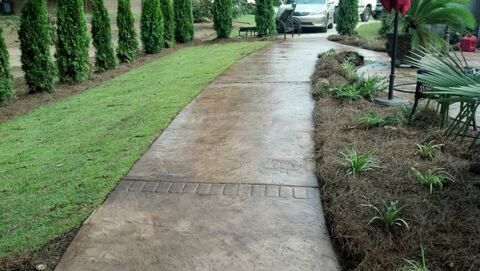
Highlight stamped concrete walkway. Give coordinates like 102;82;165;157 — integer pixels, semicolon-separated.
56;35;346;271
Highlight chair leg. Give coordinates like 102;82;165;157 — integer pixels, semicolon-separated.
440;102;449;128
409;98;420;122
472;103;478;131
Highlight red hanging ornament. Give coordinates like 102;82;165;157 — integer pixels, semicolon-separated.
380;0;411;14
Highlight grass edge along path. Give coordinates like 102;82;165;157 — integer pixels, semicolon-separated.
0;41;269;257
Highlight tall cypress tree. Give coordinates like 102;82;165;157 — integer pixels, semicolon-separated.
19;0;55;93
174;0;194;43
336;0;358;36
212;0;233;38
0;28;13;104
91;0;117;72
141;0;164;54
55;0;90;84
117;0;139;63
160;0;175;48
255;0;275;36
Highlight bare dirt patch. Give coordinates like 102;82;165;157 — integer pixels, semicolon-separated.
313;52;480;270
328;34;387;53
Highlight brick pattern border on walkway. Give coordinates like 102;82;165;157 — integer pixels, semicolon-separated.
117;180;320;199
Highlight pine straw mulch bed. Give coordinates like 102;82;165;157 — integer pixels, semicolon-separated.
328;34;387;53
312;52;480;270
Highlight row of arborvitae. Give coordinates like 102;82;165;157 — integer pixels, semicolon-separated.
0;0;196;104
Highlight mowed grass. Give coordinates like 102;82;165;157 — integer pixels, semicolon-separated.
231;14;256;37
0;41;269;256
235;14;256;26
357;22;382;41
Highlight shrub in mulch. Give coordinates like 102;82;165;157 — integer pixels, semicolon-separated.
312;51;480;270
328;34;387;53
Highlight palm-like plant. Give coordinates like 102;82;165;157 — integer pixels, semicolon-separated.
408;46;480;147
404;0;476;48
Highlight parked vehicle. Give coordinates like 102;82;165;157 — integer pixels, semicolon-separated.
372;0;383;19
280;0;335;32
333;0;377;22
358;0;376;21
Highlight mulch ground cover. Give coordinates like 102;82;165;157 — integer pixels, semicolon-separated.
312;51;480;270
328;34;387;53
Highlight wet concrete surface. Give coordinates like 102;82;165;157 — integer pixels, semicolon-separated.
54;34;366;271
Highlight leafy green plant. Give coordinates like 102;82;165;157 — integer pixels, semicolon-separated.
255;0;276;36
332;84;360;102
174;0;195;43
402;246;430;271
19;0;55;93
415;141;442;160
55;0;90;84
336;0;358;36
357;112;401;128
141;0;164;54
117;0;139;63
91;0;117;72
404;0;476;49
382;0;475;49
213;0;233;38
408;46;480;148
0;28;13;104
340;148;378;175
361;200;409;231
160;0;175;48
340;59;357;80
411;167;454;194
318;49;336;59
355;76;387;100
192;0;212;22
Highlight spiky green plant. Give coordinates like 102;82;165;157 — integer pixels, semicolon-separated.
408;46;480;147
357;112;401;128
91;0;117;72
212;0;233;38
332;84;360;102
174;0;195;43
404;0;476;49
0;28;13;104
141;0;164;54
340;148;378;175
416;141;442;160
355;76;387;100
117;0;139;63
411;167;454;194
361;200;409;231
19;0;55;93
340;59;357;79
336;0;358;36
402;246;430;271
160;0;175;48
55;0;90;84
255;0;276;37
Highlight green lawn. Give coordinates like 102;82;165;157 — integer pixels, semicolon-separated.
0;41;269;256
231;14;256;37
235;14;256;26
357;22;382;41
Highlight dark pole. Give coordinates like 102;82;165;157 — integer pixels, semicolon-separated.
388;9;399;100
